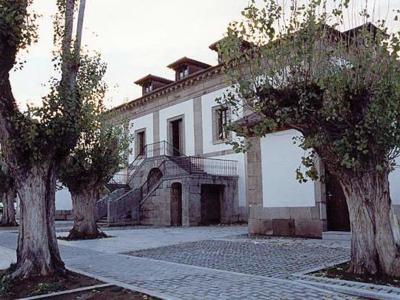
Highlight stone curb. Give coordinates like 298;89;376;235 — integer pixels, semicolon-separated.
68;266;180;300
17;283;113;300
294;275;400;300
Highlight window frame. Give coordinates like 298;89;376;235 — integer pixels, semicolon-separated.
212;105;231;145
135;129;146;157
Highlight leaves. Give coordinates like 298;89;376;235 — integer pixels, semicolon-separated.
219;0;400;178
58;55;132;194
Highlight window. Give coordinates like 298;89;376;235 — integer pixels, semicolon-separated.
213;106;230;143
136;130;146;157
178;67;189;80
144;83;153;94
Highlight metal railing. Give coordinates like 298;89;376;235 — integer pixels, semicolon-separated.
127;141;182;180
109;171;128;185
108;141;238;187
139;160;166;203
166;156;238;177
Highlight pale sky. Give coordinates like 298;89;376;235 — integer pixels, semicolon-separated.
10;0;400;109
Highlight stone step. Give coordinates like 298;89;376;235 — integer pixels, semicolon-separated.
322;231;351;241
97;218;133;227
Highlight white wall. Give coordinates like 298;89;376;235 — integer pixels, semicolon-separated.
55;186;72;210
210;153;246;207
201;87;242;154
260;129;315;208
129;113;154;162
159;99;195;156
389;157;400;205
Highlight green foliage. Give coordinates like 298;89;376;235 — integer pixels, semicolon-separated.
0;0;38;53
0;1;85;174
58;56;131;194
219;0;400;179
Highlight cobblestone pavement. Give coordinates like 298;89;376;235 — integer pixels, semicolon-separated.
66;251;357;300
0;228;361;299
126;238;350;279
57;225;248;253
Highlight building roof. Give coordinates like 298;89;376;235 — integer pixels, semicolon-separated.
167;57;211;70
134;74;174;86
343;22;380;36
209;37;254;52
106;64;223;116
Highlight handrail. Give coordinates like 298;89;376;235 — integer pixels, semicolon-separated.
128;140;184;172
127;140;184;184
139;160;166;199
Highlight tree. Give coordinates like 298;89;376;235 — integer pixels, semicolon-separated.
58;57;130;240
0;159;17;227
220;0;400;277
0;0;87;279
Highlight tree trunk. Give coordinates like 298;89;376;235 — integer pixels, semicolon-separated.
11;164;65;279
340;170;400;277
1;189;17;226
68;187;106;240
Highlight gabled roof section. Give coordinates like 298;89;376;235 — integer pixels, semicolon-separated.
343;22;381;37
209;37;254;52
167;57;211;70
134;74;173;86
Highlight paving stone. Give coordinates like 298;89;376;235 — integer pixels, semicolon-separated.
0;227;360;299
65;252;357;300
126;238;350;278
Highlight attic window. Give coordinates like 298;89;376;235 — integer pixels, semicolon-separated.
144;83;153;94
178;66;189;80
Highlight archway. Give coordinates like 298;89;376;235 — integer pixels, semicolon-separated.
147;168;163;189
170;182;182;226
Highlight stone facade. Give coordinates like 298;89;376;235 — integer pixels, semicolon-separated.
139;174;241;226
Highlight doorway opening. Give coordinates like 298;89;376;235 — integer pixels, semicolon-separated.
170;182;182;226
201;184;223;225
326;172;350;231
169;118;183;156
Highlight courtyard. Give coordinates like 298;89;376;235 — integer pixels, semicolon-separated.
0;224;385;299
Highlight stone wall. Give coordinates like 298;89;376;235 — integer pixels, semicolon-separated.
139;174;244;227
246;137;327;238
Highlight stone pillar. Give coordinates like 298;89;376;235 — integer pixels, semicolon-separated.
246;137;265;234
193;97;203;156
188;178;202;226
182;179;191;226
153;111;160;156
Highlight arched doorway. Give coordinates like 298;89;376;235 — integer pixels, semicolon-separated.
170;182;182;226
147;168;163;189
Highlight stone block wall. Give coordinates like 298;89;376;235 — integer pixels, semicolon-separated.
139;174;243;227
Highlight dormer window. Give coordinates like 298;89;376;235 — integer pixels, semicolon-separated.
144;83;153;94
168;57;211;82
134;75;173;96
178;67;189;80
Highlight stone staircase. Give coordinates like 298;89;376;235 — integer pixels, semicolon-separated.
96;140;238;226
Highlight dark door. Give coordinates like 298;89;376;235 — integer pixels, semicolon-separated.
326;172;350;231
170;183;182;226
201;185;222;225
170;119;182;156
